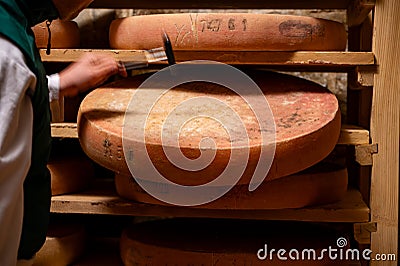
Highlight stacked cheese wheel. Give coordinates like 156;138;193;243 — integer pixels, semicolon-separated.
48;139;94;196
32;19;80;49
48;154;94;196
110;13;346;51
78;13;347;209
78;69;343;208
120;218;348;265
115;161;347;209
33;222;86;266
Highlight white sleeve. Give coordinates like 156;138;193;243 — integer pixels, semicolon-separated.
47;73;60;102
0;36;37;266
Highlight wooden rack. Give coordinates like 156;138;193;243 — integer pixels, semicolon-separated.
44;0;399;265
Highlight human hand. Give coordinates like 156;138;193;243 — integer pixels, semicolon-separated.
59;53;127;97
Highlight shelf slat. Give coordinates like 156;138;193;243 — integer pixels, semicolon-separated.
337;124;370;145
51;123;78;138
89;0;352;9
51;122;370;145
174;51;374;67
51;179;369;223
40;49;374;68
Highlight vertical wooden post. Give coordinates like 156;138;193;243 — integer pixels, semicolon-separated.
347;12;373;229
370;0;399;264
50;96;64;122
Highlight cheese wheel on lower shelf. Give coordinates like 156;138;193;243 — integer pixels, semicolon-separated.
32;19;80;49
78;70;340;186
48;155;94;196
73;238;123;266
120;219;350;265
115;162;348;209
110;13;346;51
33;223;86;266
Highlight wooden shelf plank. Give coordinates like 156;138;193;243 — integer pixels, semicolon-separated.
51;179;369;222
41;49;147;63
337;124;370;145
51;123;78;138
40;49;374;68
89;0;352;9
51;122;370;145
175;51;374;66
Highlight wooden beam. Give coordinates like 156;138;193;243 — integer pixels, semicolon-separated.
355;144;378;166
40;49;375;67
338;124;370;145
89;0;352;9
347;0;375;27
51;179;369;223
40;49;147;63
52;122;370;145
370;0;399;263
349;65;376;89
50;97;64;122
51;123;78;138
354;222;377;244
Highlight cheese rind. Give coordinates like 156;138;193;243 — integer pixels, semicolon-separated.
110;13;346;51
33;223;86;266
115;163;348;209
120;218;349;265
32;19;80;49
48;155;94;196
78;71;341;185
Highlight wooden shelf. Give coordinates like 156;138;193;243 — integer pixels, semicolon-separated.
44;0;399;261
89;0;352;9
337;124;370;145
51;122;370;145
51;123;77;138
51;179;369;223
41;49;374;70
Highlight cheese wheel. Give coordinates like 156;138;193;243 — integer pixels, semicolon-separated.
78;70;340;185
110;13;346;51
120;219;349;265
73;238;123;266
115;162;348;209
33;223;86;266
48;155;94;196
32;19;80;48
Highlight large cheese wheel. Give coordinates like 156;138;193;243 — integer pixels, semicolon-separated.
48;155;94;196
32;19;80;49
33;223;86;266
110;13;346;51
73;238;123;266
115;162;348;209
78;70;340;186
120;218;349;265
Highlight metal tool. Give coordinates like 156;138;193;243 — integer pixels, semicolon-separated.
122;32;175;71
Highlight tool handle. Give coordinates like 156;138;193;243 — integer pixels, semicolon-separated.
123;61;148;71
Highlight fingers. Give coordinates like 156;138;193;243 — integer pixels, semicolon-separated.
118;62;128;78
59;52;128;97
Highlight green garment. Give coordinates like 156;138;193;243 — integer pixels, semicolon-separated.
0;0;59;259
